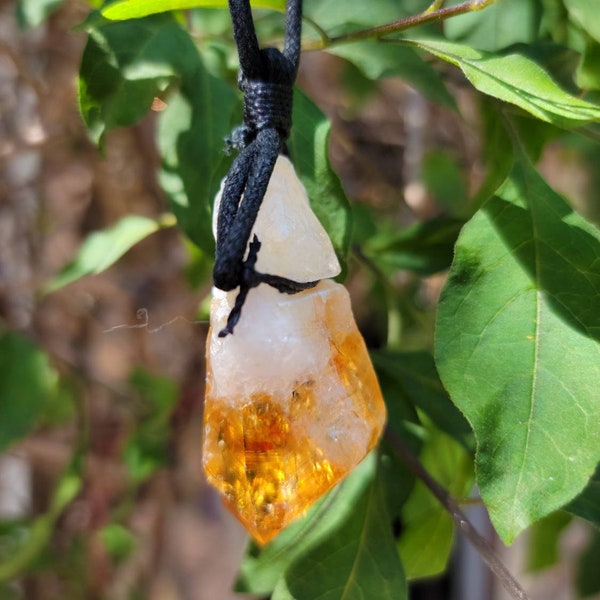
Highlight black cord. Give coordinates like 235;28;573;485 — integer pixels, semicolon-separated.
214;0;317;338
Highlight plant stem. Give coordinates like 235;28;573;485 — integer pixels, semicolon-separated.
384;425;530;600
303;0;498;51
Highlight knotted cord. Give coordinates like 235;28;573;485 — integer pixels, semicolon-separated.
213;0;316;338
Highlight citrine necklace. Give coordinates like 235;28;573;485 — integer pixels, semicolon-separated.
202;0;387;545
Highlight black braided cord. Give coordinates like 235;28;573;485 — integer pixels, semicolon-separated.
214;0;317;337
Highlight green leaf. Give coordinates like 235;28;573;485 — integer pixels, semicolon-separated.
123;367;178;484
46;214;169;292
156;64;237;252
236;454;380;596
328;42;456;110
564;0;600;44
576;529;600;598
365;217;464;276
405;38;600;128
398;424;473;579
435;151;600;543
304;0;405;32
16;0;64;27
0;332;66;451
421;150;468;215
372;350;473;450
565;464;600;527
576;38;600;91
79;16;178;145
271;456;407;600
289;89;352;265
102;0;285;20
0;471;81;582
444;0;541;53
99;524;136;563
526;511;572;572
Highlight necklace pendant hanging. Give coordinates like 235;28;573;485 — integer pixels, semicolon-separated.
202;157;387;545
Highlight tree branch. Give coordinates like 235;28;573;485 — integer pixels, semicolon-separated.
384;425;530;600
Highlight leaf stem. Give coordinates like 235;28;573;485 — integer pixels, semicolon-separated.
384;425;530;600
303;0;498;51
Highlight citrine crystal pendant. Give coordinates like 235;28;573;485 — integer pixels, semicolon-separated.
202;157;386;545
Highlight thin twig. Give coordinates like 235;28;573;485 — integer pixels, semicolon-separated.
303;0;498;50
384;425;530;600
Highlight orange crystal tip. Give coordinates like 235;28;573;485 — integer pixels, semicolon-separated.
202;280;386;545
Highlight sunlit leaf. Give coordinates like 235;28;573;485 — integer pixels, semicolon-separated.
406;38;600;128
46;214;171;292
102;0;285;20
435;150;600;543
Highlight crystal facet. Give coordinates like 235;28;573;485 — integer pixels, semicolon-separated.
203;156;386;544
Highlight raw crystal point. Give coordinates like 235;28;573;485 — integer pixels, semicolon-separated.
203;281;386;544
203;155;386;544
213;155;341;282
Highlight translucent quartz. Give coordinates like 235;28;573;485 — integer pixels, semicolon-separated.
203;281;386;544
212;155;341;282
203;156;386;544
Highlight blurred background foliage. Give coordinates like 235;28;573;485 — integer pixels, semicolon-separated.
0;0;599;598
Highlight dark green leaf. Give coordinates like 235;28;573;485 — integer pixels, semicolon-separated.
0;332;67;451
365;217;464;276
271;455;407;600
372;350;473;450
46;215;170;293
102;0;285;21
123;367;178;483
576;529;600;598
565;464;600;527
16;0;64;27
421;150;468;216
526;511;572;572
444;0;541;53
289;89;352;266
236;454;379;595
405;38;600;128
328;43;456;110
398;424;473;579
79;15;194;145
435;151;600;543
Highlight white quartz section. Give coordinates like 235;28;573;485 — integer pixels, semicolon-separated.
213;155;341;282
208;281;340;400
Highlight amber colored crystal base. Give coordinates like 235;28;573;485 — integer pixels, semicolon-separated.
202;281;386;545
